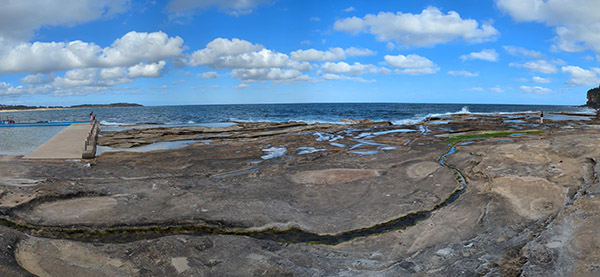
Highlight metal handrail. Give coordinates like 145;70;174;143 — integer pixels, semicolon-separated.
83;120;99;153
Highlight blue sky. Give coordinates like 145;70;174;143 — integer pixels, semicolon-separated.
1;0;600;106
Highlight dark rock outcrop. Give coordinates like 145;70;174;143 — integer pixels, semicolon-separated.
586;87;600;108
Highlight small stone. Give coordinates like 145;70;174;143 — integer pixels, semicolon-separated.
436;248;452;256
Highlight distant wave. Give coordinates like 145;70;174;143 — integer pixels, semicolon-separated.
391;107;470;125
390;106;545;126
99;120;127;126
51;104;593;127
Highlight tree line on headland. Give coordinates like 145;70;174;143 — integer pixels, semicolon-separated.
2;87;600;109
0;103;142;111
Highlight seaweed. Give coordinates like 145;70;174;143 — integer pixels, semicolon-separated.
444;129;543;145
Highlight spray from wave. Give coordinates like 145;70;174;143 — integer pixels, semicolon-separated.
392;106;471;126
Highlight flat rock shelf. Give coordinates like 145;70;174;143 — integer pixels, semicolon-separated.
0;113;599;276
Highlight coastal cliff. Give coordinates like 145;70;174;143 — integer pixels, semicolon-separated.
586;86;600;108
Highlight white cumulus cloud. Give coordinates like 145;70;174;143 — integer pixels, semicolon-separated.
199;71;220;79
167;0;271;16
334;6;498;47
0;31;183;97
468;86;504;93
0;0;128;43
503;45;544;58
321;62;378;75
448;70;479;77
0;31;184;74
519;85;552;94
460;49;499;62
190;38;309;71
127;61;166;78
497;0;600;53
384;54;439;75
561;65;600;86
489;87;505;93
532;76;551;83
231;68;313;83
509;60;558;74
190;38;313;83
19;73;55;85
343;6;356;12
321;73;373;83
290;47;375;62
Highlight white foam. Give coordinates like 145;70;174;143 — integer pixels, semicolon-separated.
391;118;424;126
100;120;129;126
297;147;326;155
372;129;415;135
313;132;344;142
261;147;287;160
391;106;525;126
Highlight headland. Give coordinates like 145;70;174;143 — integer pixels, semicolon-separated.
0;111;599;276
0;103;142;113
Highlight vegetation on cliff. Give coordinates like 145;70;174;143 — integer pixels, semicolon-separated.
586;86;600;108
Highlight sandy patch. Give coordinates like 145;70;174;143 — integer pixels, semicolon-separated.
171;257;191;273
406;162;442;179
491;176;564;220
16;238;137;276
496;143;552;164
30;196;118;224
290;169;380;185
573;198;600;273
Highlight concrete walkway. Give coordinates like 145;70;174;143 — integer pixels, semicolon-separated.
25;123;94;159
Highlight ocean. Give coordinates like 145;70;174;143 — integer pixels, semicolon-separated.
0;103;594;156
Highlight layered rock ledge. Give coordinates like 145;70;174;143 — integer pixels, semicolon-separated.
0;112;599;276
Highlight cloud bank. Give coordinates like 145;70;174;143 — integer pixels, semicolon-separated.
334;7;498;47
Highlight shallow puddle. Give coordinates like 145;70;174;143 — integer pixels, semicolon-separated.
544;114;591;121
97;140;197;155
504;120;526;124
352;150;379;155
329;142;346;148
261;147;287;160
296;147;326;155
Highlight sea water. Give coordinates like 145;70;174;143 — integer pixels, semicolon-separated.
0;125;67;155
1;103;593;126
0;103;594;155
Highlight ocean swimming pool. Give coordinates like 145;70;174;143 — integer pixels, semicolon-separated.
0;126;68;156
0;121;89;156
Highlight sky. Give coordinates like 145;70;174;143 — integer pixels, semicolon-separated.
1;0;600;106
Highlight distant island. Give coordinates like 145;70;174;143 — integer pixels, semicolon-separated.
0;103;142;111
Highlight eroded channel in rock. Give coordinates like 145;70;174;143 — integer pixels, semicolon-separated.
0;145;466;245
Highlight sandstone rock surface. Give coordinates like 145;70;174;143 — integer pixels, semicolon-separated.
0;113;599;276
